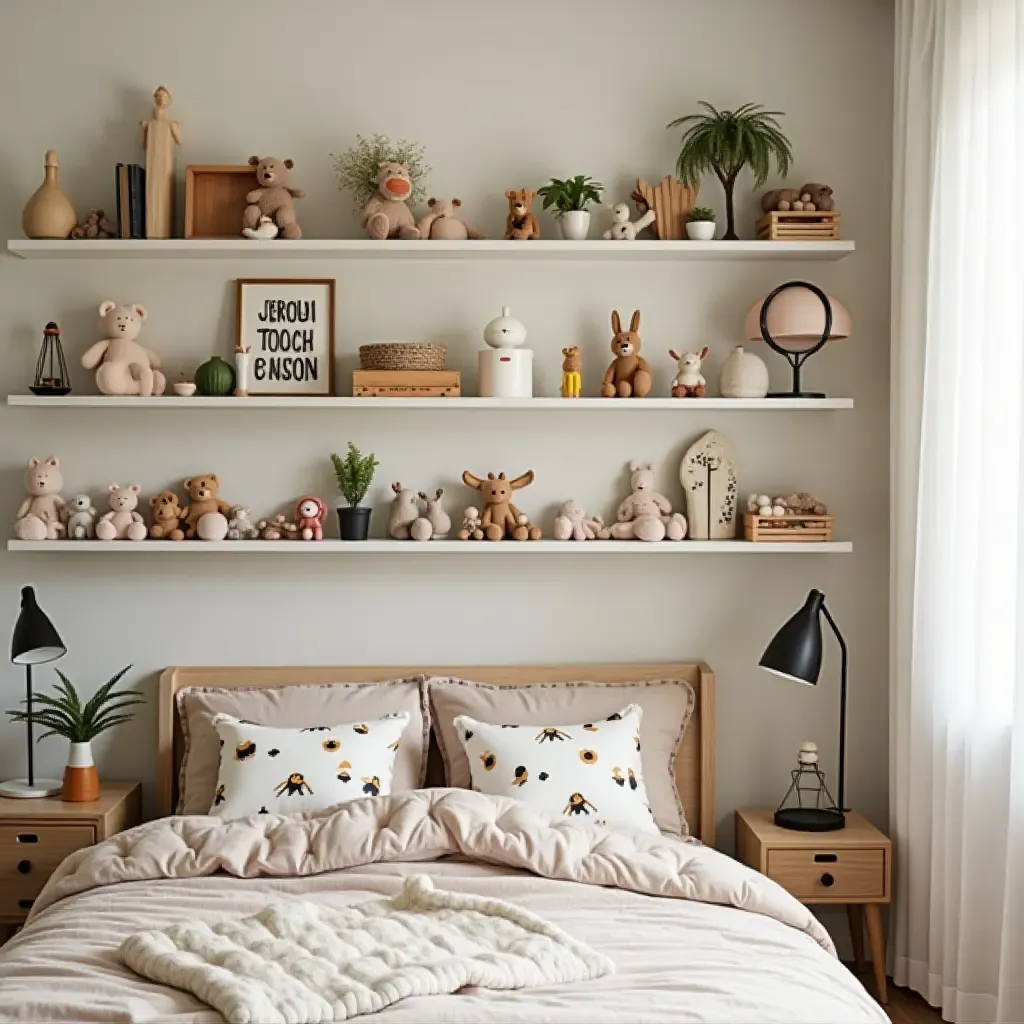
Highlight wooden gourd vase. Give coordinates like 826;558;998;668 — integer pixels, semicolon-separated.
62;741;100;802
22;150;77;240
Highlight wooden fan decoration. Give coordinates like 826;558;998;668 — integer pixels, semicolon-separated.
632;176;698;240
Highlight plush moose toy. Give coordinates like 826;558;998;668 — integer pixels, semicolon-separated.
461;470;542;541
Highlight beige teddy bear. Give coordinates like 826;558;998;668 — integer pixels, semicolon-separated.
417;198;483;240
362;162;420;240
95;484;147;541
243;156;305;240
81;301;166;396
14;456;65;540
605;462;686;542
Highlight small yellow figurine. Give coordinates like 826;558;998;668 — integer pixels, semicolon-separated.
560;346;582;398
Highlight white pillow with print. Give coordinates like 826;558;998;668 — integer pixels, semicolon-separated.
209;711;410;819
454;704;657;834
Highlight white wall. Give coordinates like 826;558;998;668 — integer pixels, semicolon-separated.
0;0;893;860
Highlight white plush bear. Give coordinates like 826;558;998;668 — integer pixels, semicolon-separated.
95;484;147;541
14;456;65;540
81;301;166;397
64;493;97;540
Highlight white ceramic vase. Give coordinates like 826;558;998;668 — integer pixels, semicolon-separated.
719;345;770;398
559;210;591;240
686;220;716;241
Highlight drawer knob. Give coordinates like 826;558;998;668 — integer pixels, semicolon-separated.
820;872;836;888
17;859;31;875
16;833;38;844
17;898;33;910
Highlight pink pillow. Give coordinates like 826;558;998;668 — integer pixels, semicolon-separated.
176;678;427;814
427;677;695;836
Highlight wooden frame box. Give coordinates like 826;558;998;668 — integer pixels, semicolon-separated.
744;513;834;543
352;370;461;398
184;165;255;239
757;210;841;241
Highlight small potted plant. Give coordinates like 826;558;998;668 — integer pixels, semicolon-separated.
686;206;717;241
6;665;142;802
331;442;379;541
537;175;604;240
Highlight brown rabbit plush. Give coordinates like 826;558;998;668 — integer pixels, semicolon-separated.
601;310;652;398
461;470;542;541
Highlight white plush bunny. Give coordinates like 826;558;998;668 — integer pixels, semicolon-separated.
603;202;657;241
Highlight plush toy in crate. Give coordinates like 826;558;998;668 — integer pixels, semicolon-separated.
744;492;833;542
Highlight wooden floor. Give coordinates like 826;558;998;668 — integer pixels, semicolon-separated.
847;967;943;1023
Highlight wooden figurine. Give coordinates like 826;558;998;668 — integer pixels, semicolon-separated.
631;176;697;240
22;150;76;239
669;346;708;398
560;346;582;398
680;430;738;540
141;85;182;239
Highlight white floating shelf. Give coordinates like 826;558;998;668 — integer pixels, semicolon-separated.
6;395;854;411
7;540;852;554
6;239;855;262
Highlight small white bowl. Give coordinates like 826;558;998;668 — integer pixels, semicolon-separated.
174;382;197;397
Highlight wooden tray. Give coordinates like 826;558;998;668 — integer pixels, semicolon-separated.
184;165;255;239
756;211;840;242
744;513;834;542
352;370;460;398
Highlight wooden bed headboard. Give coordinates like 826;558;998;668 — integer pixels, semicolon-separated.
158;662;716;844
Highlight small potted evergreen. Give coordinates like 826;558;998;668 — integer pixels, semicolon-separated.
537;175;604;240
331;442;379;540
686;206;717;241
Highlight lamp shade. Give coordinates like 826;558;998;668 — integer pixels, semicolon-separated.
758;589;825;685
745;287;852;352
11;586;65;665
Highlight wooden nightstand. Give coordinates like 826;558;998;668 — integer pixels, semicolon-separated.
736;809;892;1003
0;780;141;942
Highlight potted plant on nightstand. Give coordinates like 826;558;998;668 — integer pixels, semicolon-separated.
686;206;717;241
537;175;604;240
331;442;379;541
6;665;142;802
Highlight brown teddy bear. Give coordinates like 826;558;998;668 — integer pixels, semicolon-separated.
461;470;542;541
504;189;540;240
601;310;652;398
149;490;185;541
800;182;835;211
181;475;232;539
243;156;305;240
417;198;483;240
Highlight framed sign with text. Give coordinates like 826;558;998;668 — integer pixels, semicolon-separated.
236;278;335;396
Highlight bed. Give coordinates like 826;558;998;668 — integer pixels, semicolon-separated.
0;663;887;1023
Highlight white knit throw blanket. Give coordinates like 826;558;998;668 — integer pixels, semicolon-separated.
120;875;613;1024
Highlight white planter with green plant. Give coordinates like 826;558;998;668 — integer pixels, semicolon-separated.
331;443;380;541
686;206;717;241
537;176;604;240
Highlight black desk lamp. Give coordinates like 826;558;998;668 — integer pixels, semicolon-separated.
759;588;848;831
0;587;66;798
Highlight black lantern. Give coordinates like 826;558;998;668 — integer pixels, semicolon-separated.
759;588;849;831
30;321;71;396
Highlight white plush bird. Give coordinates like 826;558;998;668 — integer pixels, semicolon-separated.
242;216;279;240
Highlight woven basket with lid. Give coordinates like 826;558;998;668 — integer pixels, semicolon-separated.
359;343;447;371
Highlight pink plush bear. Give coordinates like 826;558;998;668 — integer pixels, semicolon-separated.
14;456;65;540
295;496;326;541
95;484;147;541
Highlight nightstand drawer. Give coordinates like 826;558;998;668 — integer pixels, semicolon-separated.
766;847;886;900
0;825;96;916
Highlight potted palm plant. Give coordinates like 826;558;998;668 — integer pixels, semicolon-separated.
331;442;379;540
6;665;142;802
667;102;792;240
537;175;604;240
686;206;717;241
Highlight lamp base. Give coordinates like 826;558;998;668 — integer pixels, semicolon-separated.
767;391;827;399
774;806;846;831
0;777;62;799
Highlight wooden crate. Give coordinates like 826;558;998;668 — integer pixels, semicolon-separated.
352;370;460;398
184;165;255;239
744;513;834;543
756;211;840;242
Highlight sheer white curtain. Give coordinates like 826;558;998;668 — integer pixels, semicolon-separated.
891;1;1024;1021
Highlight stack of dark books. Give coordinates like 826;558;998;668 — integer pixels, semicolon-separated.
115;163;146;239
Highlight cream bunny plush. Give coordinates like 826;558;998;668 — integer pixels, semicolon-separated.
14;456;65;540
606;462;686;541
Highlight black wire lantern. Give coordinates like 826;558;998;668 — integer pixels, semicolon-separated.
31;321;71;396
